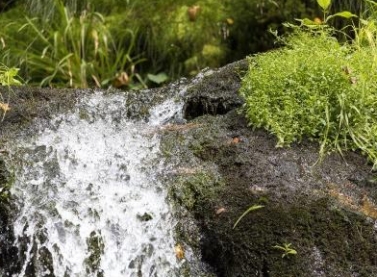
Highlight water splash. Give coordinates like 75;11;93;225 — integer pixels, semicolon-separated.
7;91;187;277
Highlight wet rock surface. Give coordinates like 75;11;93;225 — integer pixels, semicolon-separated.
1;60;377;277
0;158;20;275
160;61;377;277
164;111;377;277
183;60;247;120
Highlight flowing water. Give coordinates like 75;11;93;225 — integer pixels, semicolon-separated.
5;90;195;277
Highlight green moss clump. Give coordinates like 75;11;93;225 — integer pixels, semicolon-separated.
169;171;224;212
240;30;377;168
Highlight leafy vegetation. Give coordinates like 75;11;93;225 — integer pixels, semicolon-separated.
0;0;140;88
240;0;377;168
0;64;21;120
0;0;325;88
0;0;373;89
273;243;298;258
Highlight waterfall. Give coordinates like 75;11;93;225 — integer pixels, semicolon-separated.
5;90;195;277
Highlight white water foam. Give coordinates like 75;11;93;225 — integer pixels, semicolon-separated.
9;92;185;277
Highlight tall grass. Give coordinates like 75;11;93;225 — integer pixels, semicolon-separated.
25;0;127;19
25;0;82;21
1;0;140;88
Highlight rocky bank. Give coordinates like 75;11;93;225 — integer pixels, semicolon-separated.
1;60;377;277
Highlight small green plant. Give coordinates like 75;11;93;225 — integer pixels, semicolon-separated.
0;65;21;86
273;243;297;258
0;64;21;121
295;0;357;27
233;204;264;229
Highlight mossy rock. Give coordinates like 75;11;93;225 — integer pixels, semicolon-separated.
160;60;377;277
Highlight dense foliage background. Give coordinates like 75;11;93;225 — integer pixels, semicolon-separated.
0;0;324;88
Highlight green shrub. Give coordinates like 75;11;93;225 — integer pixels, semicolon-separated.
240;29;377;168
24;0;126;19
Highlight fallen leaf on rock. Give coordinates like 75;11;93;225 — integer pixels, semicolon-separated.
232;137;240;144
0;102;10;112
360;195;377;218
175;244;185;260
226;136;241;145
215;207;226;215
113;72;129;88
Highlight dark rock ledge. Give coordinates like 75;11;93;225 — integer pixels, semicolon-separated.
161;60;377;277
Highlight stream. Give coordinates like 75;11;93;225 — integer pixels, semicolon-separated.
4;90;200;277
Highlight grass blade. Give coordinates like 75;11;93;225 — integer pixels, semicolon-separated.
233;205;264;229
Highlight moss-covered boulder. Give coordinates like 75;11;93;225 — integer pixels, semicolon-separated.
161;60;377;277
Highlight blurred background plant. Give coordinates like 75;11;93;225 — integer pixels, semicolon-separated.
0;0;374;88
1;0;140;88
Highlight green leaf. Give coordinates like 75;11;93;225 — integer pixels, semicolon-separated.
301;18;321;26
282;22;299;28
317;0;331;10
273;245;286;251
273;243;297;258
287;249;297;255
0;68;21;86
147;73;168;84
233;205;264;229
365;0;377;7
327;11;357;21
359;19;369;25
